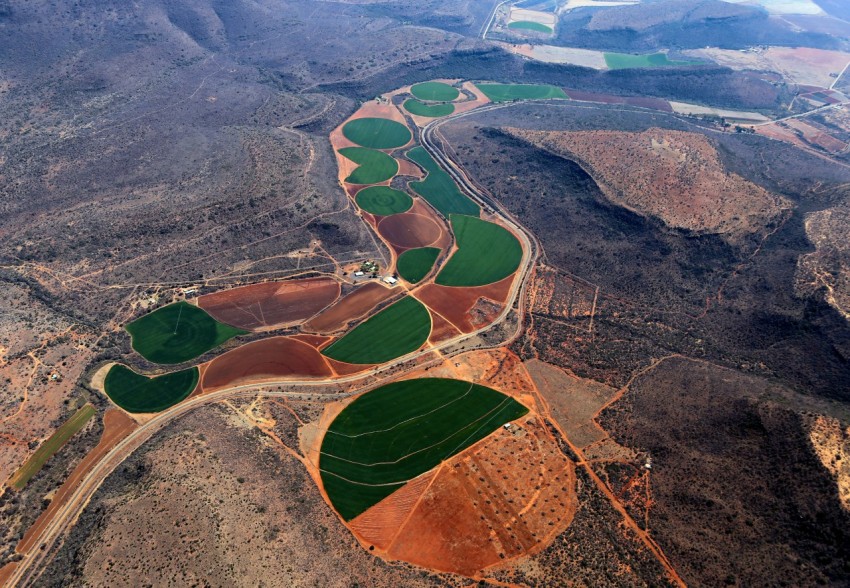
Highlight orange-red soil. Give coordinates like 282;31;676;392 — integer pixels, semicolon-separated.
427;311;462;345
290;333;334;348
202;337;333;391
17;409;138;555
349;414;576;577
377;213;442;250
197;278;340;331
302;283;396;334
415;274;514;333
325;357;373;377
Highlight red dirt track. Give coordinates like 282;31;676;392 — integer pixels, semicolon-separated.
198;278;341;331
202;337;333;391
416;274;514;333
303;282;396;334
377;213;442;250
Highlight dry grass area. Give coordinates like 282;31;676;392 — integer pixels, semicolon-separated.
509;127;789;240
796;204;850;321
806;414;850;512
684;46;850;89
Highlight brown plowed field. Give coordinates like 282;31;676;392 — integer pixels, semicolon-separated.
564;88;673;112
201;337;333;391
291;333;334;348
415;274;514;333
17;409;138;555
325;357;372;377
377;213;442;250
396;158;424;178
197;278;341;331
348;414;576;577
302;282;396;334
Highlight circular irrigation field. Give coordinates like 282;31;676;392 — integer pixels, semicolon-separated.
342;117;412;150
319;377;529;520
410;81;459;102
103;364;199;413
403;99;454;118
355;186;413;215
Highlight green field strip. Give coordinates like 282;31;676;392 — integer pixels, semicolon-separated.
103;364;199;413
475;83;567;103
126;301;246;365
436;215;522;287
321;296;431;365
339;147;399;184
396;247;441;284
410;82;460;102
407;146;480;218
342;117;412;149
603;52;700;70
354;186;413;215
508;21;553;33
403;99;455;118
320;378;529;520
9;404;97;490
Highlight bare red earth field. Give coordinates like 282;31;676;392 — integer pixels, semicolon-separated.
198;278;341;331
202;337;333;391
377;213;442;250
564;88;673;112
302;282;396;334
415;275;514;333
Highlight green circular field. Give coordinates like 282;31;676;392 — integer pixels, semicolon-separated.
126;302;246;365
410;82;460;102
104;364;199;413
339;147;399;184
320;377;529;520
436;215;522;287
342;117;412;150
508;21;553;34
355;186;413;215
403;99;455;118
397;247;441;284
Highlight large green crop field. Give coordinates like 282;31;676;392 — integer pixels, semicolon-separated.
354;186;412;215
604;52;699;70
403;99;455;118
410;82;459;102
320;377;529;520
476;83;567;103
396;247;441;284
508;21;553;33
8;404;96;490
342;117;412;150
339;147;399;184
407;147;480;218
322;296;431;364
436;215;523;287
126;302;245;364
104;364;199;413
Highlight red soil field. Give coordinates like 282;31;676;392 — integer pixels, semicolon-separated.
415;274;514;333
348;415;576;577
325;357;373;377
201;337;333;391
377;213;442;250
428;311;462;345
17;410;138;555
303;282;396;334
197;278;341;331
291;333;334;348
564;88;673;112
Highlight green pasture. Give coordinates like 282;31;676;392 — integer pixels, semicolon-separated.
403;99;455;118
508;21;553;33
410;82;460;102
322;296;431;364
355;186;412;215
342;117;412;150
126;301;245;365
103;364;199;413
436;215;522;287
475;83;567;103
339;147;399;184
604;52;699;70
396;247;441;284
407;147;480;218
